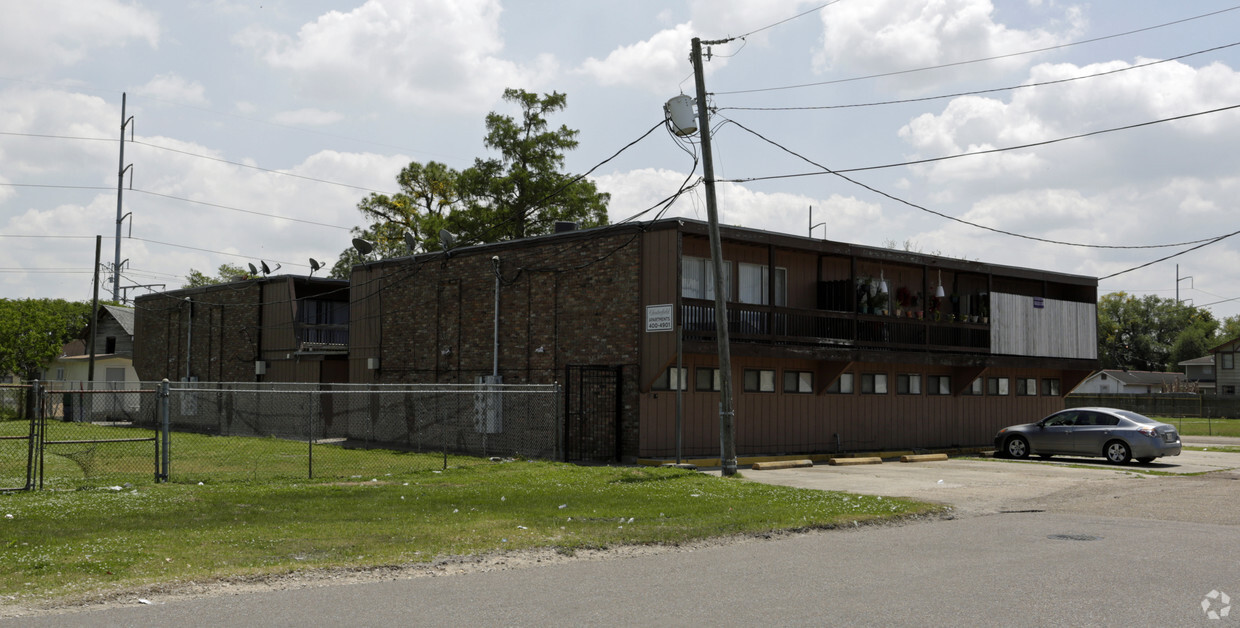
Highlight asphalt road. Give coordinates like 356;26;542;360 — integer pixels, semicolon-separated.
6;440;1240;627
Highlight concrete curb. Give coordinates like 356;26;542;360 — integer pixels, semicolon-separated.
751;459;814;470
900;453;949;463
827;456;883;466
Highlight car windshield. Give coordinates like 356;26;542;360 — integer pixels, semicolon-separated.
1115;410;1158;424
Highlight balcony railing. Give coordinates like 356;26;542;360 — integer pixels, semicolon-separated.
295;323;349;349
680;299;990;354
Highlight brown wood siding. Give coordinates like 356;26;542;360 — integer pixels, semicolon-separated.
992;293;1097;360
348;266;384;383
260;278;297;360
638;357;1068;458
639;228;680;391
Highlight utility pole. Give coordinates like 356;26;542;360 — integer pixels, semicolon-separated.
1176;264;1193;304
690;37;737;476
114;93;134;302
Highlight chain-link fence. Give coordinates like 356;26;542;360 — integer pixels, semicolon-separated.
4;381;562;488
149;382;563;482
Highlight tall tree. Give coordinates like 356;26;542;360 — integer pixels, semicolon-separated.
333;88;609;277
183;263;255;288
0;299;92;379
1098;292;1217;371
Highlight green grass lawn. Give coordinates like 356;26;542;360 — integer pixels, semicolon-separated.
1153;416;1240;438
1;459;940;609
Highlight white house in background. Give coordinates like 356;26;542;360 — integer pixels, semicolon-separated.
1071;369;1186;394
1179;355;1216;394
41;305;138;387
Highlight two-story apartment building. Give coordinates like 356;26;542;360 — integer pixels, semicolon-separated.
134;276;350;384
1210;337;1240;396
348;219;1098;462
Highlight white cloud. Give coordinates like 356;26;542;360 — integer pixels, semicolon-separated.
0;0;159;75
134;73;210;107
812;0;1083;87
236;0;556;112
270;108;344;127
577;23;699;94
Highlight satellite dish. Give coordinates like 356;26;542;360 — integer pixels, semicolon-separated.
439;229;457;250
260;260;271;275
309;258;322;276
352;238;374;255
404;232;418;253
248;263;259;276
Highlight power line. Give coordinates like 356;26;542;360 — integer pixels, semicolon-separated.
720;103;1240;189
716;4;1240;95
720;41;1240;112
129;189;351;230
723;114;1235;251
731;1;843;40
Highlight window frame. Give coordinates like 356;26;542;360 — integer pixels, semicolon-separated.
987;377;1010;396
737;262;788;306
743;368;777;393
1015;377;1038;396
682;256;732;301
896;373;921;395
1224;353;1235;370
1041;378;1061;396
652;367;687;391
695;367;721;392
783;370;814;394
860;373;888;395
826;373;854;394
927;375;951;396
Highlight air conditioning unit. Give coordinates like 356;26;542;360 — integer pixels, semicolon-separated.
255;360;267;375
367;357;380;370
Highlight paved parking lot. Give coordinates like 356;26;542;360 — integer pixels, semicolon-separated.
737;438;1240;523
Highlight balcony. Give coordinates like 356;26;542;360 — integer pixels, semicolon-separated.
680;298;990;354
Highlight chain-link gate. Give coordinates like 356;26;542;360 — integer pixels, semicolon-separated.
0;384;36;491
30;381;161;489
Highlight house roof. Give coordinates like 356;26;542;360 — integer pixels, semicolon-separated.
101;305;135;336
1092;369;1183;386
1178;355;1214;366
1208;336;1240;354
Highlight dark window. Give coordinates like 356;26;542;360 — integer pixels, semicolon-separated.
927;375;951;396
860;373;888;395
1224;353;1235;370
1041;379;1061;396
896;374;921;395
826;373;854;394
695;367;720;392
1015;378;1037;396
783;371;813;394
105;336;117;354
988;377;1010;396
744;369;776;393
652;367;686;391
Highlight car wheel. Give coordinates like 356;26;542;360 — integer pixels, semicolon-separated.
1104;440;1132;464
1136;457;1155;464
1005;435;1030;459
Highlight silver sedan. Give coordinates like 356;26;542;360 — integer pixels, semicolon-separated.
995;407;1182;464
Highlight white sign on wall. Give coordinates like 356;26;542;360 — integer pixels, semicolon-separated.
646;304;674;332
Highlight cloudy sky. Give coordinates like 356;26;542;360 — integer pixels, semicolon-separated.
2;0;1239;319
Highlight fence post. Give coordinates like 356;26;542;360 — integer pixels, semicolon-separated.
31;380;43;490
159;379;170;482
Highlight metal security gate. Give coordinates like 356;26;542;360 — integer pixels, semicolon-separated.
564;365;622;462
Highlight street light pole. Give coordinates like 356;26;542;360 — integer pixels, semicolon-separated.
691;37;737;476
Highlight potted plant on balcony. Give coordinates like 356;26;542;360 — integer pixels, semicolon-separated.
870;288;889;316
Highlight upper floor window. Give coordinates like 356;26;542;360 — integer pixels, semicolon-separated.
737;263;787;306
1224;353;1235;370
682;257;731;301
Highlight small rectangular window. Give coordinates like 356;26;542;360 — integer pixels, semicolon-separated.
695;367;721;392
927;375;951;396
1015;378;1037;396
653;367;687;391
861;373;888;395
783;371;813;394
897;374;921;395
1041;378;1061;396
1224;353;1235;370
826;373;854;394
744;369;776;393
988;377;1010;396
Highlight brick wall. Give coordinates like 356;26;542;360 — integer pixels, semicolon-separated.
352;229;644;459
133;284;263;382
